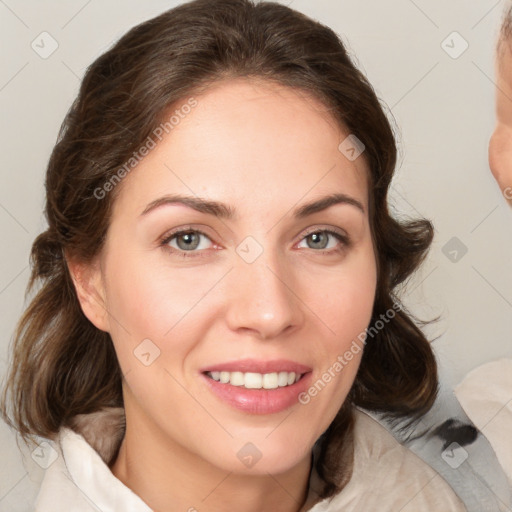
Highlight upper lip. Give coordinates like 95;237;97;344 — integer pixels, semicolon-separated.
201;359;312;374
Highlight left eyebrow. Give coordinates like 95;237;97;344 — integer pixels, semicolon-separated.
293;192;365;217
139;192;365;219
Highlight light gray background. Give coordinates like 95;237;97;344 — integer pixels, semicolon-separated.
1;0;511;509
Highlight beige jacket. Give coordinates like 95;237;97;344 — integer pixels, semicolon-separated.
31;407;469;512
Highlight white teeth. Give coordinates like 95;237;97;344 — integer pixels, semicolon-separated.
263;372;278;389
244;372;262;389
206;370;304;389
278;371;288;387
230;371;245;386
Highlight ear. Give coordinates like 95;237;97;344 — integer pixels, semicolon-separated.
66;254;110;332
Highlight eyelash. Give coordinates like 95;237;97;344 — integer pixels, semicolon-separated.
159;226;351;259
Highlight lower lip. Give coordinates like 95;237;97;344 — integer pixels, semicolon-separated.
201;372;313;414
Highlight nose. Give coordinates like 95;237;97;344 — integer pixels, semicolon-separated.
224;246;304;340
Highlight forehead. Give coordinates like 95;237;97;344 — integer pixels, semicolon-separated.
113;78;370;217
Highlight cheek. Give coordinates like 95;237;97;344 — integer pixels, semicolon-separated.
328;247;376;359
100;250;209;409
103;244;208;332
299;241;376;407
296;254;375;434
100;247;206;373
309;243;377;342
105;264;172;335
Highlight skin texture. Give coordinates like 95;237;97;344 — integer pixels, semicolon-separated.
489;41;512;203
68;78;377;512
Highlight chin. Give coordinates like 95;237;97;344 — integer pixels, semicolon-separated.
206;436;312;476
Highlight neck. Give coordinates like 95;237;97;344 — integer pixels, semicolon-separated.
109;400;317;512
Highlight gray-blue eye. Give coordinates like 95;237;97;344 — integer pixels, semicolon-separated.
297;230;348;252
163;229;213;252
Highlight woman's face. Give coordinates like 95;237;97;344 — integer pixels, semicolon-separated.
87;78;377;475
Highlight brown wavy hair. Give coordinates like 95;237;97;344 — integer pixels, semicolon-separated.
0;0;438;502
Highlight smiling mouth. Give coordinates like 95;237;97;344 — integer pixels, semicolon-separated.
204;370;306;390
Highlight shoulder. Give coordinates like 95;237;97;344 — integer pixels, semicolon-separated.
309;409;466;512
454;358;512;486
